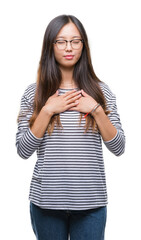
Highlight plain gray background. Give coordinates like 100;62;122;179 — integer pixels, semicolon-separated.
0;0;141;239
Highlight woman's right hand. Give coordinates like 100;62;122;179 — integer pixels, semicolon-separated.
43;89;82;116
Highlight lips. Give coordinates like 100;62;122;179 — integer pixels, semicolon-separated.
64;55;74;60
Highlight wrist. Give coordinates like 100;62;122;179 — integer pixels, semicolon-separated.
91;105;104;118
90;103;100;114
42;106;54;118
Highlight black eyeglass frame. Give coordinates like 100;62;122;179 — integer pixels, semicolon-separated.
53;39;84;49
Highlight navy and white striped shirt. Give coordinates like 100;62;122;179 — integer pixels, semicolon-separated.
16;82;125;210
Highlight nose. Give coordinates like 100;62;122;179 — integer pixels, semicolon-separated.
65;41;72;51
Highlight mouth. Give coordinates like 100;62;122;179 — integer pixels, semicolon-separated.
64;55;74;60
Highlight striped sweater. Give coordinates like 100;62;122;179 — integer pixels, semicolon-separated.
16;82;125;210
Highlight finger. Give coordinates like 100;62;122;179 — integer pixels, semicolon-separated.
63;89;76;97
67;94;81;104
81;89;88;97
67;101;79;110
55;90;59;95
65;90;82;101
51;90;59;98
69;107;77;111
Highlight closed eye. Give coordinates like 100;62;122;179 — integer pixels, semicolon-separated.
57;41;66;44
72;40;80;44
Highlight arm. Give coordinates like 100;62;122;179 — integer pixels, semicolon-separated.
101;93;125;156
90;90;125;156
70;88;125;156
16;87;82;159
30;89;82;138
91;105;117;141
16;85;43;159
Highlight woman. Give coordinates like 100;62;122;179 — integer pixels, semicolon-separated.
16;15;125;240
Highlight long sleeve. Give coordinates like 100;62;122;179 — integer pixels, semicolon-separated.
101;83;125;156
16;84;43;159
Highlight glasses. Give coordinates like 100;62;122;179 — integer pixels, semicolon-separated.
54;39;83;50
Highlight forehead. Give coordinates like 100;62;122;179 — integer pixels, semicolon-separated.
56;22;81;38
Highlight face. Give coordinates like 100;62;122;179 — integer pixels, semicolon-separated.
53;22;83;69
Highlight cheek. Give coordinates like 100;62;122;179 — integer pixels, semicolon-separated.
54;52;62;64
75;50;83;61
54;49;59;61
53;47;61;62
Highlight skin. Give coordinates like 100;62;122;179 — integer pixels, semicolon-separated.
54;22;83;72
31;22;117;141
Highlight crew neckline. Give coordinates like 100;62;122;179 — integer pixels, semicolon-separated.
59;87;79;90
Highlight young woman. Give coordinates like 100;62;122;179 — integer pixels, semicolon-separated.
16;15;125;240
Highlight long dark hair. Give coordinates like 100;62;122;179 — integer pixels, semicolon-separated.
30;15;109;134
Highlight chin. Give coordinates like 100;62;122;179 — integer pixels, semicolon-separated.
60;62;76;69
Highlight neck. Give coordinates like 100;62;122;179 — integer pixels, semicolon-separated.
59;66;78;89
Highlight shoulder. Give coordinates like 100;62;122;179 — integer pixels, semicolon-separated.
98;81;115;101
22;83;36;103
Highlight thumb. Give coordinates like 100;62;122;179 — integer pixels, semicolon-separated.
55;90;59;96
81;89;88;97
53;90;59;97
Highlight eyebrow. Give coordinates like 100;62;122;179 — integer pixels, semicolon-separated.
56;35;81;39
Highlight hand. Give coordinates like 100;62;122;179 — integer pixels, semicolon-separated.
69;89;98;114
43;89;82;116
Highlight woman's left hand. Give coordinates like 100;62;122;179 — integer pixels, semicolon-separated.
69;89;98;114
